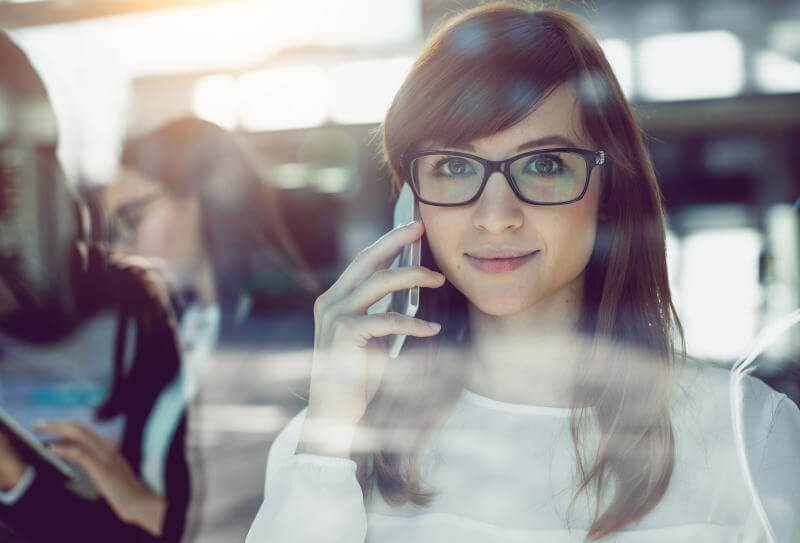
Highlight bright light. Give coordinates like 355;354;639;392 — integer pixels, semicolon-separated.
310;0;421;47
197;404;290;434
769;19;800;57
239;66;328;131
329;57;415;125
665;229;681;298
233;58;416;131
680;227;761;361
43;0;422;77
763;205;800;361
82;143;119;185
665;228;684;347
193;74;238;130
755;50;800;94
312;167;352;193
274;163;310;189
10;0;422;182
600;39;633;98
638;30;744;101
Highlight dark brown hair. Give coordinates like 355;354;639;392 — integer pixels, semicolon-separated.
358;3;685;540
120;117;317;297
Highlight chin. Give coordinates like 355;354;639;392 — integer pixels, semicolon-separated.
457;284;536;317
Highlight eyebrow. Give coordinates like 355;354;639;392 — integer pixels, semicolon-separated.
432;135;581;153
515;135;580;151
113;191;164;219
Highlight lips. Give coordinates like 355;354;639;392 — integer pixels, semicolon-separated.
465;249;538;274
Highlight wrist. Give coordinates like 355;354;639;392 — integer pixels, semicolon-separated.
296;415;359;459
0;458;27;490
306;397;365;427
122;489;166;536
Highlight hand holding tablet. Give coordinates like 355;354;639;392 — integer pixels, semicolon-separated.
0;407;77;485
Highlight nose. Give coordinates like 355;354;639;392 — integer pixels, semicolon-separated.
471;171;523;234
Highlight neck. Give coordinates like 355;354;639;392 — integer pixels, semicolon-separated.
466;276;591;408
192;259;217;306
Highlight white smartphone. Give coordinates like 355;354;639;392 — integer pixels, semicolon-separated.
367;184;422;358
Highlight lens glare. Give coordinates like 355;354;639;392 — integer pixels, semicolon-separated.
509;151;586;203
413;154;483;204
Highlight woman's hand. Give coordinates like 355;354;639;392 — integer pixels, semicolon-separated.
35;421;166;536
0;431;27;490
297;220;445;458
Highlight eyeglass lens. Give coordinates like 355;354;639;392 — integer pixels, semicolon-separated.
411;151;588;204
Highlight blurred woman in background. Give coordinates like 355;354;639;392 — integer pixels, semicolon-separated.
107;116;316;312
103;117;317;404
0;32;190;542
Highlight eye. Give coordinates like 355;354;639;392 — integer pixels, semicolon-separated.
522;155;563;176
112;212;141;244
434;157;476;177
116;207;144;229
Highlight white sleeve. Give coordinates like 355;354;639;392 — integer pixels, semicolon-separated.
747;391;800;543
245;408;368;543
0;465;35;505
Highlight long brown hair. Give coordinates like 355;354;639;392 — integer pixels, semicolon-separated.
120;117;318;298
354;3;686;540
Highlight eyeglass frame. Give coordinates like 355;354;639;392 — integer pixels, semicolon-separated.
109;190;166;243
400;147;606;207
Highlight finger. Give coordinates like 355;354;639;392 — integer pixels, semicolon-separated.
329;312;441;348
327;221;425;299
48;443;102;474
35;421;110;460
335;266;444;314
48;443;112;494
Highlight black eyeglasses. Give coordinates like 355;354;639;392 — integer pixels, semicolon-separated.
401;148;605;206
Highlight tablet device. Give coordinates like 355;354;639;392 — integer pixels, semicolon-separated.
0;406;77;482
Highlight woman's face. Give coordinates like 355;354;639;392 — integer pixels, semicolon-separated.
105;169;205;285
418;84;603;318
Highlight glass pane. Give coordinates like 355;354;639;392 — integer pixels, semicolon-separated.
413;154;484;204
509;151;587;203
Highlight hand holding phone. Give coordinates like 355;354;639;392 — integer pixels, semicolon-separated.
299;184;443;457
367;184;423;358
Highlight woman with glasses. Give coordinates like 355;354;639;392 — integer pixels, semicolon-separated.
107;116;316;321
247;3;800;542
103;118;317;431
0;33;190;542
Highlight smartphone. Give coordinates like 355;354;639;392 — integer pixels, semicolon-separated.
367;184;422;358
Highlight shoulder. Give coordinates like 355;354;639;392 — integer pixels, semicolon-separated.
680;362;800;540
670;358;793;444
106;255;180;354
107;255;173;313
672;358;784;409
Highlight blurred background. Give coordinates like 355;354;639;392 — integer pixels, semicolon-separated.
2;0;800;541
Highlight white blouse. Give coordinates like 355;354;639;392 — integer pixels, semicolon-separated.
246;361;800;542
